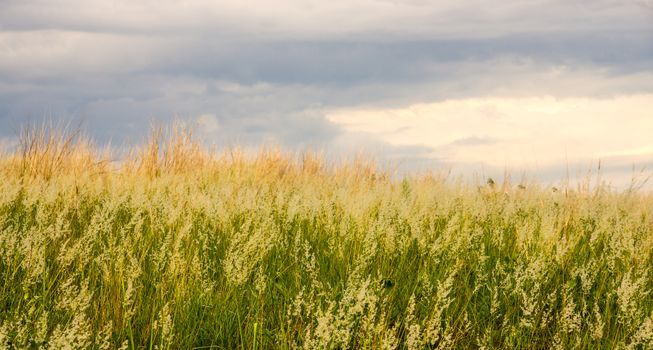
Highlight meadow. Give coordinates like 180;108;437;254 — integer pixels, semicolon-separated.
0;124;652;349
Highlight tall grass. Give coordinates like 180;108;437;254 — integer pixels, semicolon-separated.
0;123;652;349
9;121;110;180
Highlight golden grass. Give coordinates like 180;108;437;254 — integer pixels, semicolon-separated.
0;122;652;349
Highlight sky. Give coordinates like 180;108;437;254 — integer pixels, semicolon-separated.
1;0;652;187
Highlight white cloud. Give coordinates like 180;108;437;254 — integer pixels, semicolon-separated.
327;94;653;184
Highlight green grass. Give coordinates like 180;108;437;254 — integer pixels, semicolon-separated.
0;125;652;349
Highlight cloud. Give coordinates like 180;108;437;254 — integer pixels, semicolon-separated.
326;94;653;185
0;136;18;153
1;0;651;40
196;113;220;134
0;30;174;80
0;0;651;187
449;136;498;147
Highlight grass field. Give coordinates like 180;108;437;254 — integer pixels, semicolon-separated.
1;124;652;349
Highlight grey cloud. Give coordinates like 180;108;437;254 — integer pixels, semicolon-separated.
4;33;650;84
1;0;651;40
1;0;652;174
2;56;653;147
175;36;651;85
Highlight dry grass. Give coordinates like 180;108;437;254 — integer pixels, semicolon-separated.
6;121;110;180
0;122;652;349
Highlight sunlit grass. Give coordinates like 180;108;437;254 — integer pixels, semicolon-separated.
0;123;652;349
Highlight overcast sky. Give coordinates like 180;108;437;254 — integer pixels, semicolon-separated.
1;0;652;187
